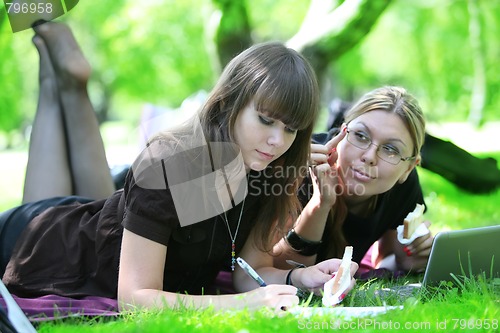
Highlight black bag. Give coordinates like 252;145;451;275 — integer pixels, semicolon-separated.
420;134;500;193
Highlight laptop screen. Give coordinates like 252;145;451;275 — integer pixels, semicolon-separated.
422;225;500;286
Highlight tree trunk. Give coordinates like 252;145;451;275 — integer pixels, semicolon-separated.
287;0;393;85
212;0;253;68
211;0;391;91
467;0;486;127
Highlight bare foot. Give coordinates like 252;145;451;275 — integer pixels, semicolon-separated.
33;21;91;88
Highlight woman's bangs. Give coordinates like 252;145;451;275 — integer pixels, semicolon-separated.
254;75;315;130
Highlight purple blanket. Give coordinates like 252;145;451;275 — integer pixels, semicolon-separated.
0;269;405;323
0;271;235;322
0;295;119;322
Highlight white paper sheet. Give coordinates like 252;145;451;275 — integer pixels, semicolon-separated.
289;305;404;319
322;246;353;306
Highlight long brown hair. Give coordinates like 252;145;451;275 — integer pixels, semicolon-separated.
153;42;320;251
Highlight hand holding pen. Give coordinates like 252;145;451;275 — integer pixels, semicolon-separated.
236;257;303;313
236;257;267;287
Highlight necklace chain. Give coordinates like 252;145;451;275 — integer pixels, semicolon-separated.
222;196;246;271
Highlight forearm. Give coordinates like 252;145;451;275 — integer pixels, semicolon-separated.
273;197;330;268
293;196;331;240
273;238;317;268
118;288;255;312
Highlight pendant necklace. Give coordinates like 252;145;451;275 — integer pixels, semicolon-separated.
222;196;246;271
218;167;249;271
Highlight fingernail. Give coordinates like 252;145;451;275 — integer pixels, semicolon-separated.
406;249;412;257
331;273;336;278
403;246;409;252
339;293;346;301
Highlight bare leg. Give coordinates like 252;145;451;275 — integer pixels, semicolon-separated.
22;35;72;203
33;22;115;199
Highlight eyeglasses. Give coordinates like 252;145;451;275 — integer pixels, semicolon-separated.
346;130;415;165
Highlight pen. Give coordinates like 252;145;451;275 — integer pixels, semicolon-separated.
236;257;267;287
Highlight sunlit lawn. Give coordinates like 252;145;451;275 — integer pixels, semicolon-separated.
35;285;500;333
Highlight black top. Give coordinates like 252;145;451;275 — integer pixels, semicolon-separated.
3;140;261;298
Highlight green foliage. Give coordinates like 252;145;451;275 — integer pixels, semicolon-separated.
331;0;500;123
1;0;500;146
69;0;214;108
247;0;308;42
0;16;24;139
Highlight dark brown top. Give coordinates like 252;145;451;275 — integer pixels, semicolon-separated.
3;140;260;298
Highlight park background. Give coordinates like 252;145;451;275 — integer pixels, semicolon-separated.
0;0;499;221
0;1;499;332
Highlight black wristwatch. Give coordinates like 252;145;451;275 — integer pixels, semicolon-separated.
285;229;322;256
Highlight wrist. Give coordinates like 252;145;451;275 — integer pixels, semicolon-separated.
285;266;305;288
285;229;322;256
310;194;335;212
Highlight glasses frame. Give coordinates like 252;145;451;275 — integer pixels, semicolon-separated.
345;129;415;165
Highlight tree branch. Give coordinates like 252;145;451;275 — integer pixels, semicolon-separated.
287;0;393;82
211;0;253;67
467;0;486;127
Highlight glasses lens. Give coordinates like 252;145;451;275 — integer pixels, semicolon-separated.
378;151;399;165
347;130;402;165
377;145;403;165
347;131;370;149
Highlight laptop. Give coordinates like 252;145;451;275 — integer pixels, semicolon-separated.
375;225;500;301
422;224;500;286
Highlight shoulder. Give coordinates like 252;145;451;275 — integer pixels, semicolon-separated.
130;136;204;190
378;169;425;228
383;169;422;204
397;169;421;193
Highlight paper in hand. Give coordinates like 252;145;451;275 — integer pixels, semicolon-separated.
322;246;353;306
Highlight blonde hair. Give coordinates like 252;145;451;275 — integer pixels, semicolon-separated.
344;86;426;157
324;86;426;260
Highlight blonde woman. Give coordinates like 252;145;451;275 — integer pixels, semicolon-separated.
275;86;433;278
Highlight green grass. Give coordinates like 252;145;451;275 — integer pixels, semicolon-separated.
418;156;500;232
34;277;500;332
22;151;500;332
